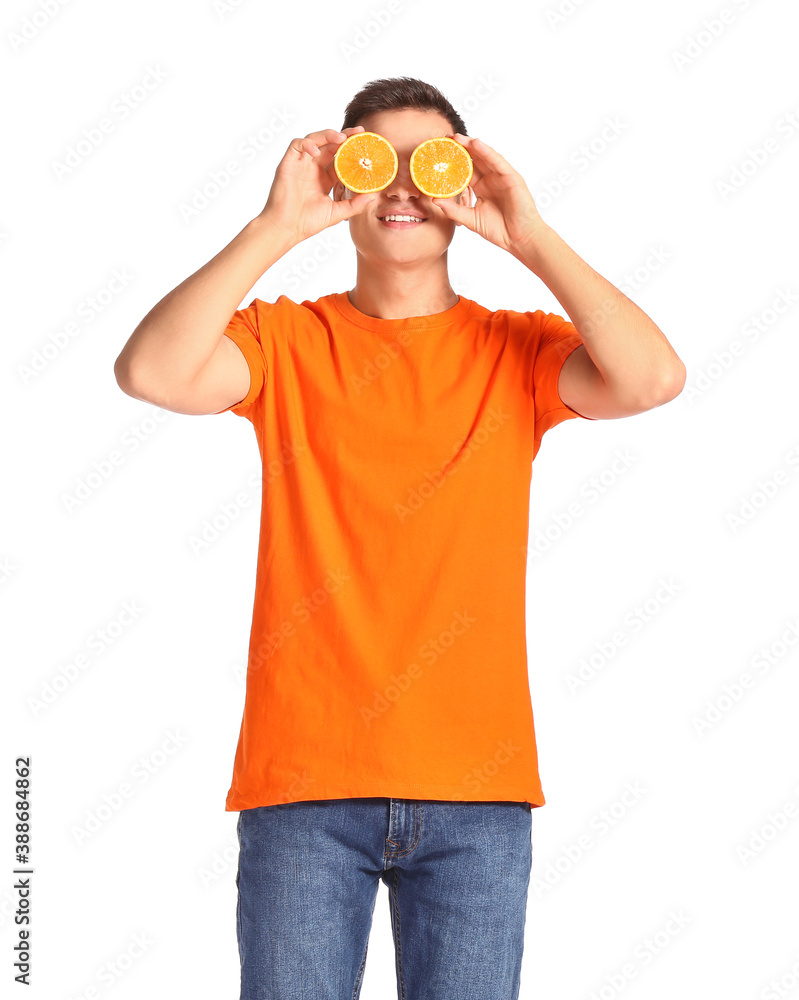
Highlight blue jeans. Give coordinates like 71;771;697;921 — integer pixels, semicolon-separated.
235;797;533;1000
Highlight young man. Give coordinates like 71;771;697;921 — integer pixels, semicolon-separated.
115;77;685;1000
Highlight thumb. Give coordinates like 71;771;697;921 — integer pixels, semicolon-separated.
333;192;377;222
432;196;471;228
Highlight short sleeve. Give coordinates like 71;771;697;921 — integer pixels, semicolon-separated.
532;310;595;447
216;298;267;419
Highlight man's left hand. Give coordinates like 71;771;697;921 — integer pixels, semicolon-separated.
432;134;545;254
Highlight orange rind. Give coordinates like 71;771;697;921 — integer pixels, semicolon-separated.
409;137;473;198
333;131;399;193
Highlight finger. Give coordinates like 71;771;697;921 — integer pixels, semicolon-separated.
448;133;515;176
307;125;365;147
436;134;485;186
288;137;320;158
289;126;363;157
292;127;370;172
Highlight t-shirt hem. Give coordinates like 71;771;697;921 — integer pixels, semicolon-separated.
535;336;597;424
226;781;545;811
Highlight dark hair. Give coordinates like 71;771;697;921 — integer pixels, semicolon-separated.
341;76;468;136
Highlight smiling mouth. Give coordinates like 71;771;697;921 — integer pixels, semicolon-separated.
378;215;428;225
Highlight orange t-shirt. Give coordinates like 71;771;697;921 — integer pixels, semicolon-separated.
218;291;592;811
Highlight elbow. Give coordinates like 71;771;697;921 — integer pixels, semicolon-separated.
643;365;686;410
114;353;136;396
114;351;151;401
631;363;687;412
661;360;687;402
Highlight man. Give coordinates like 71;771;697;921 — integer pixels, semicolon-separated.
114;76;685;1000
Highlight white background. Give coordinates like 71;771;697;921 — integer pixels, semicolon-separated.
3;0;799;997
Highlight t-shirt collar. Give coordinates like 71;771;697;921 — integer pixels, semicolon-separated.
332;290;472;331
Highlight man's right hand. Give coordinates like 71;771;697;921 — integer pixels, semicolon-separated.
115;128;379;417
259;126;377;244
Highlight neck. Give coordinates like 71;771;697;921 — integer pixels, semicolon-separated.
347;254;459;320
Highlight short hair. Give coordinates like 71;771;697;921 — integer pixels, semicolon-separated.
340;76;468;136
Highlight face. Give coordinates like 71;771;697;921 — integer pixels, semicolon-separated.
332;108;471;265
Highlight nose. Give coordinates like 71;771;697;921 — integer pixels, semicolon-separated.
384;155;421;199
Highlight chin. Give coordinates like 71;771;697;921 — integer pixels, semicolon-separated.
356;237;454;263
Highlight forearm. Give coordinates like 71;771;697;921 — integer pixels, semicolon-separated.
510;222;686;402
114;213;297;391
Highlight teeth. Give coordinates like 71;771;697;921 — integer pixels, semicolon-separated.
382;215;424;223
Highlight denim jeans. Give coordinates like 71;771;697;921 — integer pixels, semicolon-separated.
235;796;533;1000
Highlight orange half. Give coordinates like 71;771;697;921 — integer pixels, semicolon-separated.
334;131;398;194
410;137;473;198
